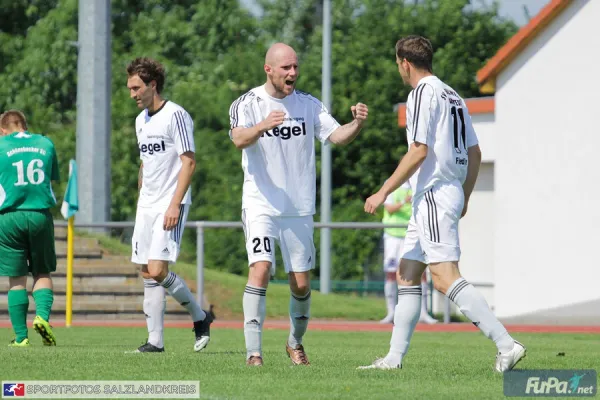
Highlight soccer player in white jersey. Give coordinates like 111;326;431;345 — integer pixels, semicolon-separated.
360;36;526;372
126;57;213;353
228;43;368;366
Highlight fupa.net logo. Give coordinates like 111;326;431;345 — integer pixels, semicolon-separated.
526;372;594;395
504;369;597;397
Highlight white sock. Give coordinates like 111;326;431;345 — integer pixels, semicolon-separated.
384;280;397;316
384;285;421;367
421;280;429;316
160;272;206;322
288;290;311;348
243;284;266;358
143;278;165;348
447;277;515;353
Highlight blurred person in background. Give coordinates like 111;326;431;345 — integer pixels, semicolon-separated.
381;181;437;324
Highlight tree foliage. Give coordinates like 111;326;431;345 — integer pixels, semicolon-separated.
0;0;516;280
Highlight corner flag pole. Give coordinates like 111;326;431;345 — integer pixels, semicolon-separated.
61;159;79;328
66;215;75;327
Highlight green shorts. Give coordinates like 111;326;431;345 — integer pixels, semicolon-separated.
0;209;56;277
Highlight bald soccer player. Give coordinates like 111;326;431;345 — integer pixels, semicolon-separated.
228;43;369;366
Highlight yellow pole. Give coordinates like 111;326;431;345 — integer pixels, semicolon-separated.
66;216;74;327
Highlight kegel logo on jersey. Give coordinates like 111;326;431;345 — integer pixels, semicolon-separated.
139;141;166;155
262;122;307;140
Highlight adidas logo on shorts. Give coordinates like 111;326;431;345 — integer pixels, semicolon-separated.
162;247;169;254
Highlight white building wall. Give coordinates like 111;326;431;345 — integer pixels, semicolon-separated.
493;0;600;318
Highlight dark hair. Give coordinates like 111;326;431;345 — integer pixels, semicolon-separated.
126;57;166;93
395;35;434;72
0;109;28;130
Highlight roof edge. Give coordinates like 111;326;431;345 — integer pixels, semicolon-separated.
476;0;572;89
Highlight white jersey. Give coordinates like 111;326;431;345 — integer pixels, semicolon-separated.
229;85;340;216
405;76;479;199
135;100;195;208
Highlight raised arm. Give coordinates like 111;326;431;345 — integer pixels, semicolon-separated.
328;103;369;145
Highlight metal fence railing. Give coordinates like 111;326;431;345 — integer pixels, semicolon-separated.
54;220;489;323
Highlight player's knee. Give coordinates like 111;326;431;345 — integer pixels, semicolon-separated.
288;271;310;296
248;262;271;287
429;262;461;295
146;261;169;282
290;281;310;296
397;262;423;285
148;269;168;282
141;271;153;280
431;273;457;295
8;276;27;290
432;277;449;294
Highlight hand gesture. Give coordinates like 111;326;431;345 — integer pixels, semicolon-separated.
364;191;386;215
163;204;181;231
351;103;368;125
261;111;286;131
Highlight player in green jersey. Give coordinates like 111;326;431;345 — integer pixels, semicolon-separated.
0;110;59;347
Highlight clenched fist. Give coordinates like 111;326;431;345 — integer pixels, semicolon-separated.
351;103;369;125
260;111;286;131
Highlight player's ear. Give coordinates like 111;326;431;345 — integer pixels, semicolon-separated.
264;64;271;74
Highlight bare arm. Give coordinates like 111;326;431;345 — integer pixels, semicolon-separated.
171;152;195;206
231;124;268;150
380;143;427;198
329;120;363;145
364;142;428;214
461;144;482;217
328;103;368;145
231;110;286;150
138;163;143;191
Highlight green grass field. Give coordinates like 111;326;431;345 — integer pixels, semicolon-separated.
2;327;599;399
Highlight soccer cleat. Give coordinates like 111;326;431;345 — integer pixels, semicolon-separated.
246;355;264;366
8;338;30;347
379;314;394;324
33;315;57;346
495;340;526;372
135;341;164;353
357;358;401;370
286;343;310;365
193;310;214;352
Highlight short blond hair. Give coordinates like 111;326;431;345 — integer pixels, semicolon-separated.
0;110;28;131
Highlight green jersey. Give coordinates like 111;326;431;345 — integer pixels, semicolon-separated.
382;183;412;237
0;131;59;211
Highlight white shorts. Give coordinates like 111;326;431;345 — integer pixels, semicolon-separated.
401;183;463;264
131;204;190;265
242;210;315;275
383;233;405;273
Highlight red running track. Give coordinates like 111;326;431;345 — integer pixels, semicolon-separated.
1;320;599;333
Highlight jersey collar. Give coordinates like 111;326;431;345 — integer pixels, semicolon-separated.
147;100;169;117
